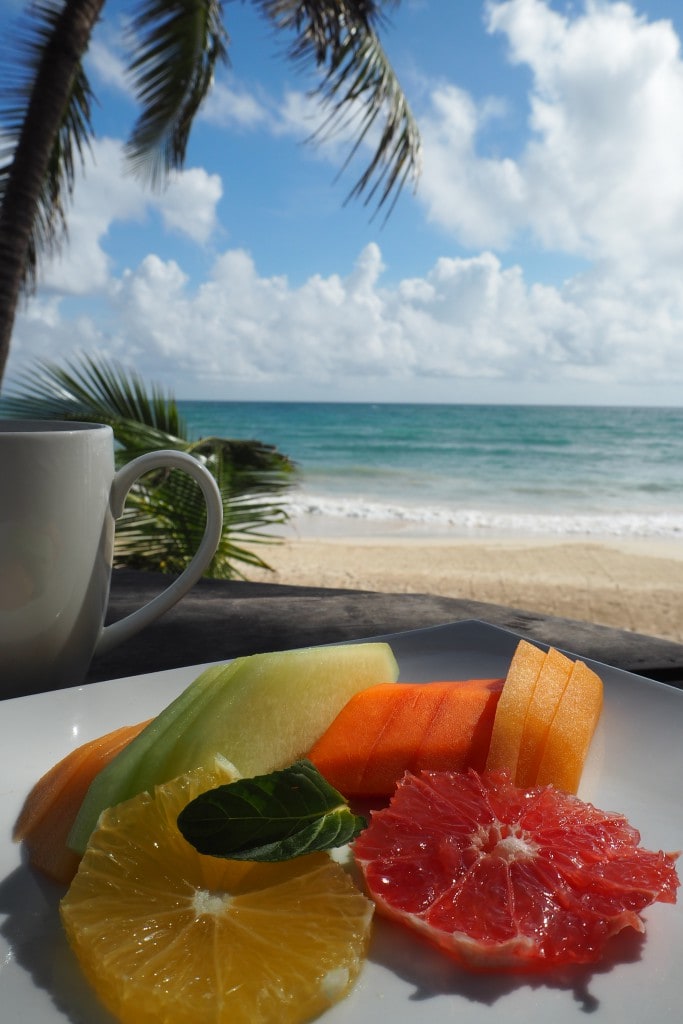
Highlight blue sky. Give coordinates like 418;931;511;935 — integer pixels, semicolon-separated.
4;0;683;403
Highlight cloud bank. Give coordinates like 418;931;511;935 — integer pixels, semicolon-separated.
8;0;683;404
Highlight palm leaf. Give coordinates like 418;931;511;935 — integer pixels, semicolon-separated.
256;0;421;214
125;0;229;185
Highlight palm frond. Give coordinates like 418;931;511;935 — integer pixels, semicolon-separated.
0;0;96;291
125;0;229;185
256;0;421;216
189;436;296;498
115;471;288;578
1;354;187;451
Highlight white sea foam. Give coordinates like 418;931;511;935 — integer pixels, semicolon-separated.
283;493;683;539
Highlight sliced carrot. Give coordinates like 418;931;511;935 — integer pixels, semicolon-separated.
14;719;151;884
485;640;546;779
515;647;574;788
535;658;603;794
307;679;504;797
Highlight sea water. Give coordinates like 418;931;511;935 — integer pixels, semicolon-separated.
178;402;683;539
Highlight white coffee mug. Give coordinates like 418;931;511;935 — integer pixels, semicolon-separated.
0;420;223;698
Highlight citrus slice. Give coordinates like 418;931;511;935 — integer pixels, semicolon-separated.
60;760;374;1024
353;769;679;970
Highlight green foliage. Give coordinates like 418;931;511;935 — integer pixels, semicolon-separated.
1;355;298;578
177;760;366;862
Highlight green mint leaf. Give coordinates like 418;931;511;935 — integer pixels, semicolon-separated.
177;759;366;861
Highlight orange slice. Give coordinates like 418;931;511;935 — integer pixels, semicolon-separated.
60;759;373;1024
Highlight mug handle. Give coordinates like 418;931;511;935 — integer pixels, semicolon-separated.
95;450;223;655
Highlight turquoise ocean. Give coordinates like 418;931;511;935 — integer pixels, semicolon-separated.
178;402;683;539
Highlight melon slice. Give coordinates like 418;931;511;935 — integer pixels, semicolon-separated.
535;658;603;794
515;646;574;787
485;639;545;779
69;642;398;854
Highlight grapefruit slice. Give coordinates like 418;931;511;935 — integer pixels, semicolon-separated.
353;769;679;970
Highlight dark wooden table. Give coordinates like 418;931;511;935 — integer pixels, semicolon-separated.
86;568;683;688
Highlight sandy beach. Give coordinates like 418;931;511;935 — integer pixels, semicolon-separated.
244;525;683;644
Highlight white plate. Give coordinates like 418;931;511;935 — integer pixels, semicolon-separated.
1;620;682;1023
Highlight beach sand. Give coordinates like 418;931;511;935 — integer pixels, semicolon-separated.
243;525;683;643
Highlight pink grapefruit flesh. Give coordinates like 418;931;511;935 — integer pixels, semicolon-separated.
353;769;679;970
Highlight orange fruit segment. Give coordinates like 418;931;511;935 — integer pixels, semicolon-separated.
515;646;573;787
535;658;603;793
60;759;373;1024
485;640;545;779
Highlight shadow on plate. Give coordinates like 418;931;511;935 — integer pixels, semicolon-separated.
368;914;646;1014
1;848;646;1022
0;858;116;1024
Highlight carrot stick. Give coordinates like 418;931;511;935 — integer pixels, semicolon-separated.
307;679;503;797
14;719;151;884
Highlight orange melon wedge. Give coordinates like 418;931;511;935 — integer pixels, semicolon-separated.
515;646;574;788
535;658;603;794
485;639;545;780
14;719;150;884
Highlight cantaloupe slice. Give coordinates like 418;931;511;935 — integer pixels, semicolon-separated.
535;658;603;794
515;646;574;787
13;720;151;883
485;640;545;779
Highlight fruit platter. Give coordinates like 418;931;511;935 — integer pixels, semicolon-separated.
1;620;681;1023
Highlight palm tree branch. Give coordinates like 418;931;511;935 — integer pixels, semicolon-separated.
1;355;188;447
125;0;229;184
256;1;421;214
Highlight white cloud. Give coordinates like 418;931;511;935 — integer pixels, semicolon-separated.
8;0;683;406
10;240;683;402
158;168;222;244
37;138;222;293
420;0;683;272
200;80;272;129
41;138;146;294
87;36;132;96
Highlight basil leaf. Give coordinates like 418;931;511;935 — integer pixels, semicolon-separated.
177;759;366;861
